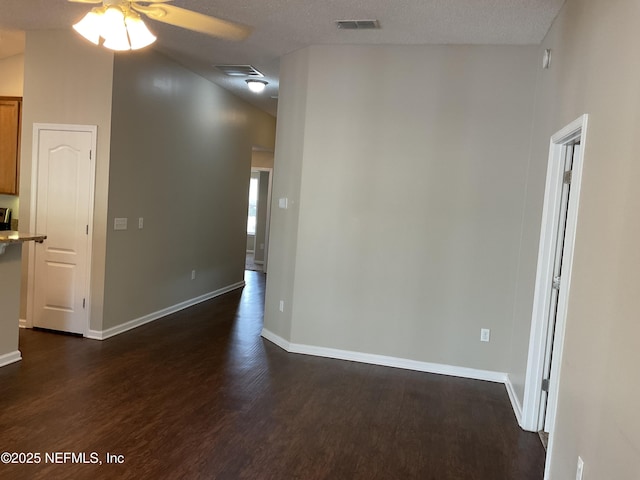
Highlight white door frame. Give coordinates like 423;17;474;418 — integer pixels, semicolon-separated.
521;114;588;464
25;123;97;335
252;167;273;273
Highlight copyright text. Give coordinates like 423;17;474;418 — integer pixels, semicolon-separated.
1;451;125;465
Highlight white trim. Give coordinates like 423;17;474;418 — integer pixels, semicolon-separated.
505;375;524;426
522;114;588;433
260;328;291;351
27;123;98;334
19;318;28;329
0;350;22;368
261;328;507;383
87;281;245;340
521;115;588;480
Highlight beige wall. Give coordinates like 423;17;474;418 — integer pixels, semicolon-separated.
263;48;310;341
0;244;22;358
20;30;114;327
529;0;640;478
0;54;24;220
251;150;274;169
103;50;276;329
265;45;539;373
0;54;24;96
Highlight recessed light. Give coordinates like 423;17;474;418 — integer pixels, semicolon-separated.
246;79;268;93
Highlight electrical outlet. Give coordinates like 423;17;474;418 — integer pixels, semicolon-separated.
480;328;491;342
576;456;584;480
191;270;196;280
279;300;284;312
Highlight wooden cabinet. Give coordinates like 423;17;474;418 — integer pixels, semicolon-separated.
0;97;22;195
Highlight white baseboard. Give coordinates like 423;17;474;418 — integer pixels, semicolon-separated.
260;328;507;383
260;328;291;351
87;281;245;341
505;374;524;426
0;350;22;367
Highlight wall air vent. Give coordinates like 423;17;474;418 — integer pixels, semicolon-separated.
214;65;264;77
336;20;380;30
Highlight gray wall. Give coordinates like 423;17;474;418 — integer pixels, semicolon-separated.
103;50;276;330
265;45;538;374
529;1;640;478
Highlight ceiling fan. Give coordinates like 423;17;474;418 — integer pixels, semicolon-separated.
69;0;252;51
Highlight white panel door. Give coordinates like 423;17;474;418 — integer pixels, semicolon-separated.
33;129;93;334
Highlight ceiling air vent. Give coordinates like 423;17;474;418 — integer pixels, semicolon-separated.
336;20;380;30
214;65;264;77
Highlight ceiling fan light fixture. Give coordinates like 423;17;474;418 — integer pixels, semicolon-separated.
73;4;157;51
246;79;268;93
73;9;103;45
101;7;131;51
125;13;157;50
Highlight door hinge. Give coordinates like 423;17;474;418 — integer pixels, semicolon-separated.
541;378;550;392
552;276;561;290
563;170;572;185
86;225;89;235
83;298;86;309
89;150;92;160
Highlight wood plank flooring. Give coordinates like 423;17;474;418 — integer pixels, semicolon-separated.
0;271;545;479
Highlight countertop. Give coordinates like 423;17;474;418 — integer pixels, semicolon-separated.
0;231;47;244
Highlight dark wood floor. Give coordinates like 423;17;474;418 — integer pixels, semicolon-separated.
0;271;545;479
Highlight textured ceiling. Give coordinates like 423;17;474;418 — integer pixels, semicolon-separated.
0;0;565;116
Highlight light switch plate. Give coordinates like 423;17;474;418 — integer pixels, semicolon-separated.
278;198;288;209
480;328;491;342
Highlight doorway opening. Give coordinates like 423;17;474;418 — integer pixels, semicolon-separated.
245;167;272;273
521;115;588;477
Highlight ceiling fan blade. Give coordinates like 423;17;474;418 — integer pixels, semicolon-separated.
134;3;252;41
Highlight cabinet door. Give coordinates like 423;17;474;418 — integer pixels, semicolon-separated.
0;98;22;195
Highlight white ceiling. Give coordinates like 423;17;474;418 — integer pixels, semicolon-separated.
0;0;565;116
